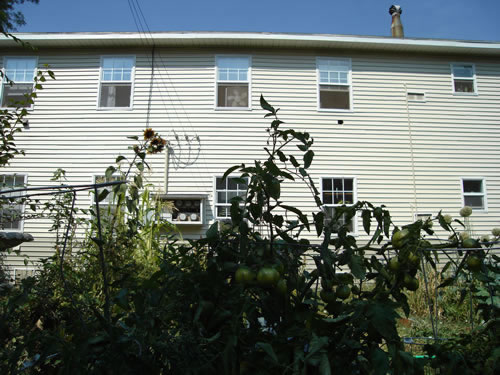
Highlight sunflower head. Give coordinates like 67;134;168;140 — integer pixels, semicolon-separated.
143;128;155;140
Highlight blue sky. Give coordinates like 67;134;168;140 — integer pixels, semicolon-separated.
14;0;500;41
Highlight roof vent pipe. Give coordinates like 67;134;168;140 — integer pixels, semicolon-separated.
389;5;404;38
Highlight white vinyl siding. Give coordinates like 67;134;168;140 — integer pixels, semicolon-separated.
215;55;250;109
0;47;498;267
1;57;37;108
98;56;135;109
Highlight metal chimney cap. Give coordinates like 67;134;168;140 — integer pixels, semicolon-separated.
389;5;402;15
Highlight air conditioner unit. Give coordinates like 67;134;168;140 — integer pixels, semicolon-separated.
158;194;207;225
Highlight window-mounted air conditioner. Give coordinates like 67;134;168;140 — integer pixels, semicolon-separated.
158;194;207;225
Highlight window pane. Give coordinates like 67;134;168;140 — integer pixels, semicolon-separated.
344;179;353;191
464;196;484;209
99;84;131;107
454;79;474;93
5;58;36;82
0;174;25;230
217;206;229;218
320;85;350;109
334;191;343;204
453;65;473;78
344;192;353;204
333;179;343;191
323;192;332;204
217;191;227;204
228;178;238;190
463;180;482;193
217;84;248;107
216;177;226;190
217;57;249;70
1;83;33;107
322;178;332;191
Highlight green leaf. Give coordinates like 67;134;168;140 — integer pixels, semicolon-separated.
303;150;314;169
438;277;455;288
371;347;389;375
105;166;116;181
319;353;331;375
349;254;366;279
362;210;371;234
97;189;109;202
127;135;139;140
313;211;324;236
206;222;219;239
256;342;278;364
268;179;281;200
260;95;275;114
289;155;300;168
115;155;126;163
222;165;241;182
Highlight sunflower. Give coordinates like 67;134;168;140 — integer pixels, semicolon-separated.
143;128;155;140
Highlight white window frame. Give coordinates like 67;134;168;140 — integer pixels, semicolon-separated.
320;176;357;235
215;55;251;110
316;57;352;112
0;56;38;109
451;63;477;95
461;177;487;212
0;174;27;232
213;175;249;220
97;55;135;110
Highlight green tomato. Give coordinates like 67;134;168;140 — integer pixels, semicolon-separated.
320;290;337;304
336;285;351;300
392;229;409;248
467;255;482;272
235;266;255;284
276;279;287;294
403;274;419;291
388;257;401;272
256;267;280;287
463;238;480;249
408;252;420;268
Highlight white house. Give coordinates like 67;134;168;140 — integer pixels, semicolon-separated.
1;30;499;275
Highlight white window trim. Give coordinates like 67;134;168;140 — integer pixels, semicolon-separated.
0;56;38;110
0;173;28;233
96;55;136;111
320;176;358;235
450;63;478;96
461;177;487;213
214;55;252;111
213;175;249;220
316;57;353;112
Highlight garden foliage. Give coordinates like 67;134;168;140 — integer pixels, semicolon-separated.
0;97;498;374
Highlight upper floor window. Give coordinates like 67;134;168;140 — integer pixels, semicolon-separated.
0;174;27;231
215;176;248;219
99;56;134;108
451;64;476;94
461;178;486;211
317;57;351;110
321;177;356;233
1;57;37;108
216;56;250;109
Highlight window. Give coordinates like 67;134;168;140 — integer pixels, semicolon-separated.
99;56;134;108
216;56;250;108
317;57;351;110
1;57;37;108
451;64;476;94
321;177;356;232
461;178;486;211
215;176;248;219
0;174;27;231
